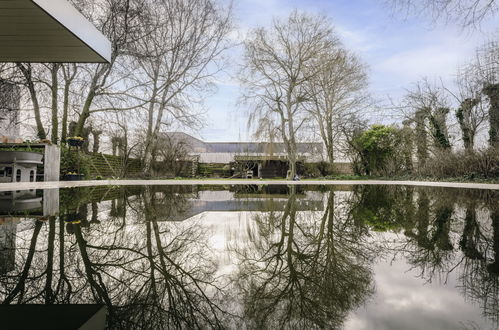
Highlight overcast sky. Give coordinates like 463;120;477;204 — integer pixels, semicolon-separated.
195;0;497;142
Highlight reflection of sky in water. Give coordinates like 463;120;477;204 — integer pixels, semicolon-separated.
1;186;498;329
183;209;496;330
346;257;491;330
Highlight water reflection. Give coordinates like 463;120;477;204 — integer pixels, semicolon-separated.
231;186;375;329
0;184;497;329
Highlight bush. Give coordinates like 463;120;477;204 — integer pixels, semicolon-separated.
303;162;335;178
351;125;405;176
60;146;92;179
417;148;499;179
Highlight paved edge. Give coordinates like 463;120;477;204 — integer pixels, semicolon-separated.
0;179;497;191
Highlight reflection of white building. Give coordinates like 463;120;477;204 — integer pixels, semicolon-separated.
157;188;324;222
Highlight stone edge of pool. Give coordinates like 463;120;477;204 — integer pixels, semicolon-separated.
0;179;497;191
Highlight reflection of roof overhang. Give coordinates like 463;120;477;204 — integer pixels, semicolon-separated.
164;198;324;222
0;0;111;63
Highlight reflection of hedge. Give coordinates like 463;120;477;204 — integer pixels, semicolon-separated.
350;185;408;232
59;185;143;214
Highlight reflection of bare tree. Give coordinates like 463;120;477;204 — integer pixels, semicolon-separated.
0;186;226;329
458;191;499;325
2;220;43;304
232;187;375;328
352;186;499;326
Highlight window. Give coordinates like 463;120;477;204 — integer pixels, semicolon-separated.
29;170;35;182
16;169;21;182
5;167;12;177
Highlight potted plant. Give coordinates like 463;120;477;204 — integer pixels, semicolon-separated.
64;171;84;181
67;136;85;147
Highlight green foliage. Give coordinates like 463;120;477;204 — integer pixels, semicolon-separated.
428;107;451;150
349;185;411;232
60;146;92;178
352;125;404;176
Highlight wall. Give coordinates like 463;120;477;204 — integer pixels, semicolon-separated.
44;145;60;181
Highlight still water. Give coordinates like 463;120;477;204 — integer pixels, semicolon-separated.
0;185;497;329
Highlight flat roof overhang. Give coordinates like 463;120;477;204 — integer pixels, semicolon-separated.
0;0;111;63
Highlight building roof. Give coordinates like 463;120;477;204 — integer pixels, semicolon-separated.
0;0;111;63
164;132;323;154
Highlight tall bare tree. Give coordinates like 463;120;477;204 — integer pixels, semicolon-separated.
70;0;147;137
473;41;499;146
305;48;369;163
242;11;337;178
449;68;487;151
403;79;452;152
134;0;233;174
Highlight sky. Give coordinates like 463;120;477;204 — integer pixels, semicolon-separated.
196;0;498;142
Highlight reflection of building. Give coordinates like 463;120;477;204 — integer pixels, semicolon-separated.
164;132;324;178
0;190;42;214
0;189;59;274
0;190;42;274
163;189;324;222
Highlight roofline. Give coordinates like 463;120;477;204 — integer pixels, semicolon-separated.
165;132;323;146
31;0;111;63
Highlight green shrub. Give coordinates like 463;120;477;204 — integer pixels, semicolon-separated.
351;125;405;176
60;146;92;179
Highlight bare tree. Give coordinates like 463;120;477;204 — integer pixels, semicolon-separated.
449;67;488;151
387;0;499;27
473;41;499;146
242;11;337;178
305;48;369;163
134;0;233;174
69;0;148;137
403;79;452;152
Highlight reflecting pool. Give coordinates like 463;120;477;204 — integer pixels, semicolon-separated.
0;185;498;329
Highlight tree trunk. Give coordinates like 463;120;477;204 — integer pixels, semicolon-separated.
50;64;59;144
74;89;95;137
456;98;479;151
16;63;46;140
61;65;76;142
483;83;499;147
415;109;428;167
